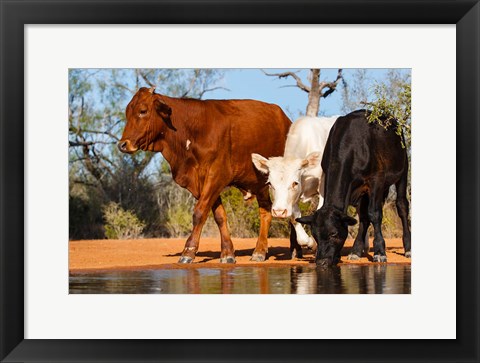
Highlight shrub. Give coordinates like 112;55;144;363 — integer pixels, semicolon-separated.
102;202;145;239
220;187;260;238
165;201;194;237
365;81;411;148
69;182;106;240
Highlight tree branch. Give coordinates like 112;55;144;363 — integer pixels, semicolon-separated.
69;140;117;147
138;70;156;87
319;68;343;98
181;69;200;98
198;86;230;99
69;126;120;141
113;82;134;94
262;70;311;93
70;179;99;188
279;85;301;89
131;153;155;176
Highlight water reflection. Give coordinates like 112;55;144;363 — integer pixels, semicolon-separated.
290;264;410;294
70;265;410;294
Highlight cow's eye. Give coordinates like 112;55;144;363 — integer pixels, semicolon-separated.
139;109;148;116
292;181;299;189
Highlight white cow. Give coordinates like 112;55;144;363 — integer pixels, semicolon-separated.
252;115;337;252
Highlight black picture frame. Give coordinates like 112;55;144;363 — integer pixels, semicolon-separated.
1;1;479;362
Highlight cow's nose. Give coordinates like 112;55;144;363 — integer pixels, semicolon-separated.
118;141;128;152
272;209;288;218
118;140;135;153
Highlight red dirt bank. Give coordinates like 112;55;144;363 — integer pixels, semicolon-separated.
69;237;410;273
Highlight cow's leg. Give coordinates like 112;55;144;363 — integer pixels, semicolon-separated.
289;221;303;259
251;188;272;262
212;197;236;264
396;172;411;258
178;181;224;264
348;195;370;260
317;174;326;210
368;179;388;263
291;204;315;248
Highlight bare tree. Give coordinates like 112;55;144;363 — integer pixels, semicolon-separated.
263;69;343;117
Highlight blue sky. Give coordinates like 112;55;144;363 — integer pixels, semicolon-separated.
76;68;410;121
204;68;410;120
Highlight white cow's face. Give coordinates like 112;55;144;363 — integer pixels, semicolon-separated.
252;152;321;218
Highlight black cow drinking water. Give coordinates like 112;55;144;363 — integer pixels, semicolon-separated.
296;110;411;267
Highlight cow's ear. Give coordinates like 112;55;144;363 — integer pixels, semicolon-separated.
332;209;357;226
154;99;172;118
296;215;314;226
154;99;176;131
342;215;357;226
252;153;269;174
301;151;322;170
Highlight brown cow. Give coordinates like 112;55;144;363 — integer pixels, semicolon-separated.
118;87;291;263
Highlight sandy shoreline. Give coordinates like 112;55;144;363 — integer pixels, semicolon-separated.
69;237;410;273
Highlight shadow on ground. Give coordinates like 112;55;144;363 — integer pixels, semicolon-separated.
166;246;316;262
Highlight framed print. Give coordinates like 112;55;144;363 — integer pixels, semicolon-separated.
1;0;479;362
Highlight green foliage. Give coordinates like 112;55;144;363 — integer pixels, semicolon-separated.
102;202;146;239
220;188;261;238
381;202;403;238
153;159;194;237
69;175;106;239
346;205;359;238
340;69;411;149
69;194;102;239
365;81;411;148
163;186;195;237
165;204;194;237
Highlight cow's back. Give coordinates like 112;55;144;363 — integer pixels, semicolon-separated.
322;110;407;186
284;116;338;159
226;100;291;184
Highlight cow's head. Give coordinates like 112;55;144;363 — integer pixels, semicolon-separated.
251;152;321;218
296;206;356;266
118;86;175;154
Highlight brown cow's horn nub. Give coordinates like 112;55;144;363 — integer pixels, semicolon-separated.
149;86;156;94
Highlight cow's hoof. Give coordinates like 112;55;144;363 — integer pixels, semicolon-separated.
178;256;194;264
405;251;411;258
347;253;361;261
250;253;266;262
373;255;387;263
219;256;236;264
290;249;303;260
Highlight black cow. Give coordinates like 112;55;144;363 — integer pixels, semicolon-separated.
297;110;411;267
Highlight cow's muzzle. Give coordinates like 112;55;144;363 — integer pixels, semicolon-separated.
117;139;138;154
272;209;289;218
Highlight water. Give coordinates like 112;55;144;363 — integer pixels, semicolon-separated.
69;264;410;294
